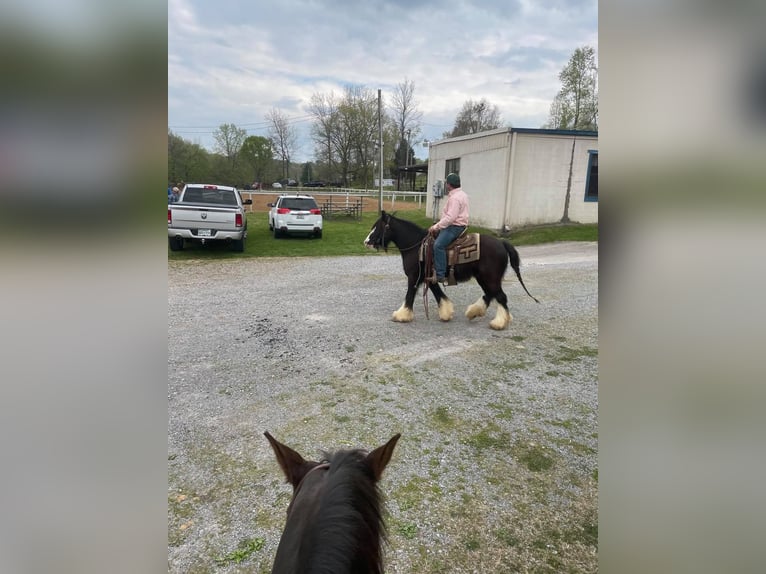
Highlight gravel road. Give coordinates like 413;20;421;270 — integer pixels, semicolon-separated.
168;241;598;573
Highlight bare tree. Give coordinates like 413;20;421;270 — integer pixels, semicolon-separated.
267;108;297;180
309;91;339;181
443;98;502;138
346;85;379;188
308;85;379;187
390;78;423;168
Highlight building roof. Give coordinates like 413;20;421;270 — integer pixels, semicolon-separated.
431;127;598;147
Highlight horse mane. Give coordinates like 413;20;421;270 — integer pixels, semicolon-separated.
383;212;427;252
388;212;427;235
302;449;385;574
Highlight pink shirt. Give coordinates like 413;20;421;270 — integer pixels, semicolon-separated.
435;187;469;229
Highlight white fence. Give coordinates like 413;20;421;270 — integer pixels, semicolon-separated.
240;188;427;212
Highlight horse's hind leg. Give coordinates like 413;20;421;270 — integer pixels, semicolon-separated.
489;289;513;330
466;293;491;320
467;276;512;330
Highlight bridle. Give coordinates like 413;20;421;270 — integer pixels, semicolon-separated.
375;219;424;253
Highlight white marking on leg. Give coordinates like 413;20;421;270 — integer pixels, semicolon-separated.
392;303;414;323
465;297;488;320
489;306;512;330
438;297;454;322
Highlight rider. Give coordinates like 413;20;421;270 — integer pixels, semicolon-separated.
428;172;469;284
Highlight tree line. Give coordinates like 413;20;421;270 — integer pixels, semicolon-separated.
168;46;597;188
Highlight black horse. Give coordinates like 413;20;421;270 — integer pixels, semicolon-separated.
364;211;539;330
265;432;401;574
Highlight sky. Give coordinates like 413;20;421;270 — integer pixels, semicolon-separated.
168;0;597;163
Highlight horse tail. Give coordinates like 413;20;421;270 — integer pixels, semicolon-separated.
503;241;540;303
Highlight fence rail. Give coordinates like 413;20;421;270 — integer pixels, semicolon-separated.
320;198;363;220
240;189;427;212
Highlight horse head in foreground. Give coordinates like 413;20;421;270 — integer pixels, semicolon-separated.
364;211;539;330
265;432;401;574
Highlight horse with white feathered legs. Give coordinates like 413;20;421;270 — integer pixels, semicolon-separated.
364;211;539;330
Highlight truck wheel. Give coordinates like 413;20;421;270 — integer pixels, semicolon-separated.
169;237;184;251
314;229;322;239
273;227;282;239
231;237;245;252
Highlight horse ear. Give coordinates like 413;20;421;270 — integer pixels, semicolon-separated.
264;432;317;490
365;433;401;482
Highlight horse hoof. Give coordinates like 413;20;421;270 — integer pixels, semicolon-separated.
392;305;414;323
465;298;487;320
489;308;512;330
438;298;454;321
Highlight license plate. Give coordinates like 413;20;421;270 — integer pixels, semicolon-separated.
296;215;304;219
198;229;212;237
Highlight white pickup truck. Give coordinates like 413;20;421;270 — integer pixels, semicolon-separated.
168;183;252;252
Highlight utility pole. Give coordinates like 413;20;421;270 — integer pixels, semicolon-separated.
405;128;411;190
378;89;383;214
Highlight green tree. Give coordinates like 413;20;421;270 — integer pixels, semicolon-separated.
240;136;273;185
212;123;247;169
544;46;598;130
168;130;210;183
443;98;502;138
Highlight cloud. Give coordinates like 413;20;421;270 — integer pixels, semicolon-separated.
168;0;597;159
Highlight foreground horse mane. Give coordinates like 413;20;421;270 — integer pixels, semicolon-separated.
304;450;385;574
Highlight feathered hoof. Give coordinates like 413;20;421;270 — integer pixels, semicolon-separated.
465;297;487;320
392;304;414;323
489;307;512;330
438;298;454;322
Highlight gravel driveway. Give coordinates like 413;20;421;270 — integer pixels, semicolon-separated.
168;241;598;573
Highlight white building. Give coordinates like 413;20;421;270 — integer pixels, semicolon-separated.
426;127;598;231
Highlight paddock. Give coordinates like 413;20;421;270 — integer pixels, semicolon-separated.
168;242;598;573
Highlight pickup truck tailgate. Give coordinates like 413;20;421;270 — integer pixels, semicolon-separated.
171;206;237;229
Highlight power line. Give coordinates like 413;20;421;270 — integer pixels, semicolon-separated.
169;114;314;130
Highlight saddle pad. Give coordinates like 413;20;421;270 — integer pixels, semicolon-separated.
448;233;480;265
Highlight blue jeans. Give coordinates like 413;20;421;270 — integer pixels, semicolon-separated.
433;225;466;279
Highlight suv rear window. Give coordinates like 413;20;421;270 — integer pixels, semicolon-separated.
279;198;318;210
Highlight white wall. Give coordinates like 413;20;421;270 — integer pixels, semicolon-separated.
427;129;598;230
507;133;598;227
426;129;510;228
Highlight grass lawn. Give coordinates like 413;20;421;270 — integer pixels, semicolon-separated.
167;207;597;259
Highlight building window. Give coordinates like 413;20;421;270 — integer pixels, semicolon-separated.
584;150;598;202
445;158;460;178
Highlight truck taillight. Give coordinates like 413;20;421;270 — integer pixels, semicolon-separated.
277;208;290;214
168;209;172;224
309;208;321;215
235;213;243;227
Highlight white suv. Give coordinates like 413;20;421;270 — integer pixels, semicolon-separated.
268;194;323;238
